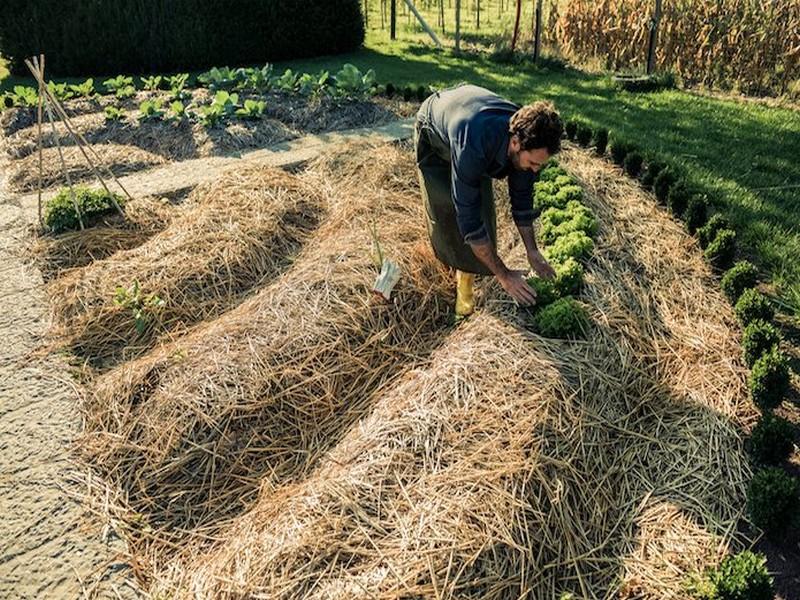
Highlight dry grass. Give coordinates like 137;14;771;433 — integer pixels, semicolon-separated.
48;166;324;366
29;194;177;280
72;142;755;598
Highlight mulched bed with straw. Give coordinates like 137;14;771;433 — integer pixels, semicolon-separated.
29;194;178;280
44;139;758;598
77;143;453;579
47;166;325;367
6;143;168;193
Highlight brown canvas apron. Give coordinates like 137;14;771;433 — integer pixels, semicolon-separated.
414;101;496;276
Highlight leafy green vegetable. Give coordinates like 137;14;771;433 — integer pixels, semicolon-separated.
47;80;74;101
113;281;166;335
103;75;136;98
104;106;126;122
235;99;266;120
197;66;242;90
68;78;95;98
533;297;589;338
44;186;124;233
138;99;164;121
140;75;163;91
334;63;377;99
544;230;594;263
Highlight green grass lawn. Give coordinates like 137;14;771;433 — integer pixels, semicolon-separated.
2;34;799;314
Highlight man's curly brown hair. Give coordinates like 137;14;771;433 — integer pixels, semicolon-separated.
509;101;563;154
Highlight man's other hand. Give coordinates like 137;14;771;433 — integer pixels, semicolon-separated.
527;249;556;280
497;269;538;306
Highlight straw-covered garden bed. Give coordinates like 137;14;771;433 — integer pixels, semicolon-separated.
27;137;760;598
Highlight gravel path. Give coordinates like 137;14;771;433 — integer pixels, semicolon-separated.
0;119;413;599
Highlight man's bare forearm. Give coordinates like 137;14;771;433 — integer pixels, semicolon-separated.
468;240;509;277
516;224;539;255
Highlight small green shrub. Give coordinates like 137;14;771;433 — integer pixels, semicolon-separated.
691;550;773;600
742;320;781;368
533;297;588;338
747;466;799;534
704;228;736;270
384;82;396;98
667;180;691;217
653;168;677;204
640;160;666;190
749;348;790;410
735;289;774;326
565;119;578;141
623;151;643;177
544;230;594;263
698;214;731;249
113;281;166;335
576;123;593;147
416;85;429;102
684;195;708;233
538;165;568;183
402;86;414;102
721;261;759;303
43;187;125;233
609;138;631;165
750;413;795;465
593;128;609;155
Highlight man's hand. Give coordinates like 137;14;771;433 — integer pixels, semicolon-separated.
527;248;556;280
497;269;538;306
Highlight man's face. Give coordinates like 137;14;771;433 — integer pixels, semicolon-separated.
509;137;550;174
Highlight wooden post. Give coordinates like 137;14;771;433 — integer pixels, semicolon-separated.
646;0;662;75
533;0;543;62
510;0;522;52
476;0;480;29
404;0;444;47
391;0;397;39
455;0;461;51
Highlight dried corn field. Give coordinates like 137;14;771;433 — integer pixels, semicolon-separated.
555;0;800;96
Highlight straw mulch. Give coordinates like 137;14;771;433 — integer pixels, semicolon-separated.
78;142;453;578
29;194;177;280
7;143;167;193
124;145;754;599
48;166;324;366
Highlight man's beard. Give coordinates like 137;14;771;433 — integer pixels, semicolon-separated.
509;149;522;170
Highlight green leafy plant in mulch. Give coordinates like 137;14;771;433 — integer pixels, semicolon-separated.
735;288;774;326
742;319;781;368
565;119;578;141
544;230;595;263
747;466;799;534
103;75;136;99
47;80;75;102
697;214;731;249
235;99;267;120
721;261;758;303
532;297;589;339
140;75;163;91
688;550;774;600
138;99;164;122
539;202;597;245
104;106;126;122
749;347;791;410
640;159;666;190
68;78;95;98
43;186;125;233
667;180;692;217
750;413;795;465
684;195;708;233
623;151;643;177
704;228;736;270
575;122;593;147
653;168;678;204
113;281;166;335
538;165;568;182
593;127;608;155
609;137;632;165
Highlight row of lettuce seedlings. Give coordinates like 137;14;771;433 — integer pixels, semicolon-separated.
564;118;792;599
525;162;596;338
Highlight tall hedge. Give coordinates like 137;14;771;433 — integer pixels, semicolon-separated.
0;0;365;76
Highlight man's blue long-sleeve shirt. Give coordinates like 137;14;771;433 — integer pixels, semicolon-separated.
419;84;536;243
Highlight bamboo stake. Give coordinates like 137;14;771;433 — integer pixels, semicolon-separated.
30;57;84;230
25;58;129;216
35;54;45;227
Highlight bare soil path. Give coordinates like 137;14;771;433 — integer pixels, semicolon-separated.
0;118;413;599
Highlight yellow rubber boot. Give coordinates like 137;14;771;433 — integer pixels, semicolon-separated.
455;270;476;317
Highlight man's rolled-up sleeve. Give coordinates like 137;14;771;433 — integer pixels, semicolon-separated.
509;170;536;227
451;140;489;244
